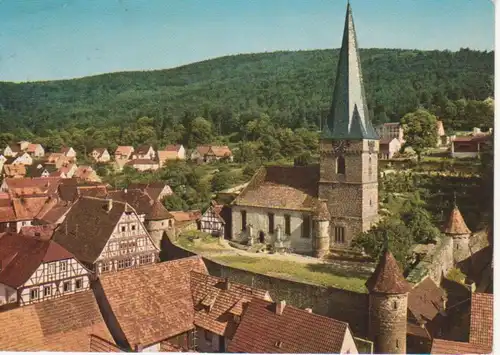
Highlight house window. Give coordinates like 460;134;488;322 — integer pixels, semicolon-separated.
334;226;345;244
75;278;83;290
118;258;132;270
140;254;152;265
204;329;212;343
48;263;56;274
168;220;173;228
284;215;291;236
59;261;67;272
131;224;136;231
30;288;39;300
101;262;110;273
302;215;311;238
268;213;275;233
336;156;346;175
43;286;51;297
241;210;247;231
121;225;126;232
63;281;71;293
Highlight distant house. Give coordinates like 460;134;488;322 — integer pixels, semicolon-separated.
13;152;33;166
133;145;155;160
170;210;202;233
90;148;111;163
129;182;173;201
114;146;134;160
3;144;21;158
2;163;27;178
0;154;6;165
126;159;159;172
375;122;405;143
157;150;180;167
60;146;77;158
164;144;186;160
450;134;491;159
0;177;62;197
436;120;448;146
45;153;74;169
74;165;101;182
113;157;129;172
52;197;159;275
0;232;92;308
199;201;225;236
58;162;78;178
191;145;233;163
27;163;57;178
26;143;45;158
0;195;53;233
379;138;402;160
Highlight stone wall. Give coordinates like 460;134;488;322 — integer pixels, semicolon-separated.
203;258;369;337
407;236;454;285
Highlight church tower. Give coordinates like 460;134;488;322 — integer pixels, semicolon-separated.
366;248;411;354
318;2;379;248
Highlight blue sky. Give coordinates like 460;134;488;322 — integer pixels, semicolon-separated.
0;0;494;82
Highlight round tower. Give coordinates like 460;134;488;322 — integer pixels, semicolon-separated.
313;199;330;258
145;200;174;249
443;204;471;264
366;248;411;354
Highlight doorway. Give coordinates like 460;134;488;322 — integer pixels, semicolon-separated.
259;231;265;243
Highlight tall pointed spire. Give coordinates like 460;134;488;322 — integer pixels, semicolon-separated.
323;2;378;140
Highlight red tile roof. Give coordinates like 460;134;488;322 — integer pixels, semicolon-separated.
408;277;446;324
96;256;208;349
209;146;233;157
470;292;493;348
228;298;351;353
20;224;57;241
0;290;115;351
3;177;62;197
3;164;26;177
191;272;271;337
164;144;183;152
444;206;471;235
430;339;491;354
365;249;411;294
115;146;134;156
171;210;202;222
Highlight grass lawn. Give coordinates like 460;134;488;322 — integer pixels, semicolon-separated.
176;231;227;253
209;255;369;293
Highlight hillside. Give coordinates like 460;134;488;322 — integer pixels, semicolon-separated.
0;48;494;137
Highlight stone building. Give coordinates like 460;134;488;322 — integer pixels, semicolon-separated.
230;3;379;254
366;248;411;354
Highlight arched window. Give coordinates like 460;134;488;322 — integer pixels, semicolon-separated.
337;156;346;175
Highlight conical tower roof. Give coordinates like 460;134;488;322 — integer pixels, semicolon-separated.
322;3;378;140
365;248;411;294
444;206;471;235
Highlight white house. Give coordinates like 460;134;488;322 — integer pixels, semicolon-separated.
13;152;33;166
379;138;402;159
115;146;135;160
60;147;77;158
133;145;155;160
126;159;159;172
3;145;20;158
0;232;92;307
164;144;186;160
90;148;111;163
199;201;225;236
26;144;45;158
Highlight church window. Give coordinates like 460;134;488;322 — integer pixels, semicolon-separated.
268;213;275;233
336;156;346;175
284;215;291;236
241;210;247;231
334;226;345;243
302;215;311;238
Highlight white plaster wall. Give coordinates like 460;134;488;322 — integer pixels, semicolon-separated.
231;205;314;253
451;152;479;159
340;328;359;354
141;343;160;352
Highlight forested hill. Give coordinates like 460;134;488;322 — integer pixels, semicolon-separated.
0;48;494;137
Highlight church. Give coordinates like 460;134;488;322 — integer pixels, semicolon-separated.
230;3;379;256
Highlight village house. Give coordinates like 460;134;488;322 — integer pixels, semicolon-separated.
126;158;159;172
0;177;62;197
0;231;92;308
45;152;74;168
58;162;78;178
128;181;173;201
0;290;117;352
199;200;225;236
3;144;21;157
26;143;45;158
170;210;202;234
164;144;186;159
375;120;447;148
115;145;135;160
379;137;402;160
12;152;33;166
231;3;379;254
450;133;491;159
60;146;77;158
191;145;233;163
157;150;179;167
431;292;493;354
90;148;111;163
228;298;359;354
52;197;159;276
133;145;155;160
57;179;109;203
0;195;53;233
2;163;27;178
26;163;57;178
73;165;101;182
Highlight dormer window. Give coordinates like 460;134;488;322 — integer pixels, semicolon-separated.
336;156;346;175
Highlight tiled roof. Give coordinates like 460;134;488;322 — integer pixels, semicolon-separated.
0;290;115;351
4;177;62;197
209;146;233;157
470;292;493;348
107;189;153;214
191;272;271;337
52;197;131;263
20;224;57;241
26;143;42;153
164;144;182;152
406;322;431;339
160;340;188;352
35;200;72;224
170;210;202;222
234;165;319;211
365;249;411;294
195;146;212;156
228;298;350;353
0;232;75;288
3;164;26;177
89;335;122;352
96;257;208;349
148;200;174;220
0;196;52;222
115;146;134;156
430;339;491;354
444;206;471;235
158;150;179;162
127;158;158;165
135;145;152;154
128;182;170;201
408;277;446;324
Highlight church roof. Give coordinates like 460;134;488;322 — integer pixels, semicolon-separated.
444;206;471;235
365;249;411;294
322;3;378;140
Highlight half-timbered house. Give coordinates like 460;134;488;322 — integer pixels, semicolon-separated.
199;201;225;236
52;196;159;276
0;232;92;308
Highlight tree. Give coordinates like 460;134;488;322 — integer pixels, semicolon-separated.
188;117;213;147
211;170;235;192
400;109;439;161
294;151;313;166
163;194;189;211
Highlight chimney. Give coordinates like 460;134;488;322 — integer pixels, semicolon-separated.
107;199;113;212
275;300;286;315
224;277;231;291
305;308;313;313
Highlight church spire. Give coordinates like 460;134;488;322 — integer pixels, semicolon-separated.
323;2;378;140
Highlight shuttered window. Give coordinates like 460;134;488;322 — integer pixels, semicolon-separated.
284;215;291;235
268;213;275;233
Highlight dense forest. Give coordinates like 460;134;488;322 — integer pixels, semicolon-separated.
0;48;494;152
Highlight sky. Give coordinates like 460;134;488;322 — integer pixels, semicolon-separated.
0;0;495;82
